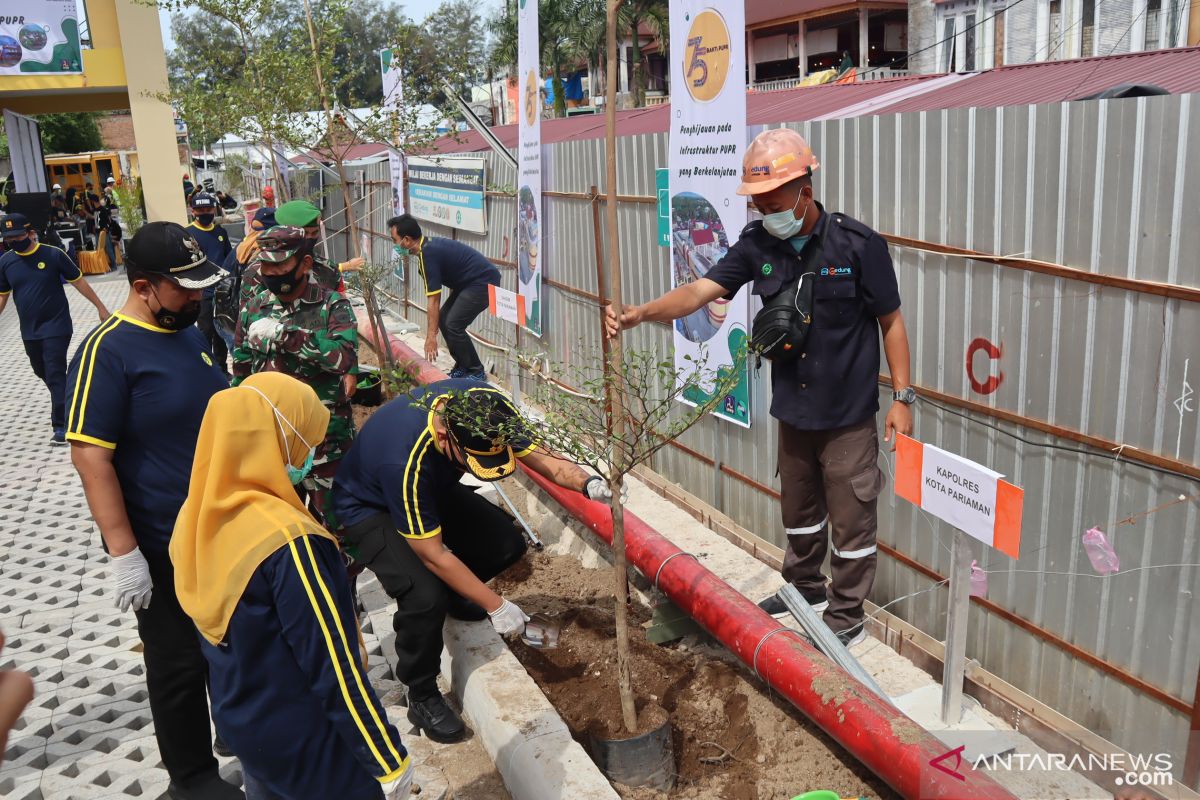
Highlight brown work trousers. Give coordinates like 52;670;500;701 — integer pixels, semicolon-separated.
778;417;885;633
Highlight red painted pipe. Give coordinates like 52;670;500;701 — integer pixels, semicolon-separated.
360;323;1019;800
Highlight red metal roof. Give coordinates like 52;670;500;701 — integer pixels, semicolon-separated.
879;47;1200;114
428;47;1200;155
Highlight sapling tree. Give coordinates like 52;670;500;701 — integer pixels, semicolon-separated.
438;344;746;735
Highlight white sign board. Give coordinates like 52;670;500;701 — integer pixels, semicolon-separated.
488;284;527;327
406;156;487;234
895;435;1023;558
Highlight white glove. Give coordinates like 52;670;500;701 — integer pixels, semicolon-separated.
488;598;529;636
583;476;629;504
111;547;153;612
380;766;413;800
246;317;284;350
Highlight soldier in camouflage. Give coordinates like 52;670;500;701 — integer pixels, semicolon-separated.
232;226;359;530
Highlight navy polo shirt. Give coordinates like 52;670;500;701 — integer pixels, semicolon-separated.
0;243;83;340
187;221;233;298
204;535;408;797
332;379;532;537
66;313;229;554
415;237;501;297
704;205;901;431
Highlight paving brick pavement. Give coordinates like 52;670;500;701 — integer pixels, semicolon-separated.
0;277;438;800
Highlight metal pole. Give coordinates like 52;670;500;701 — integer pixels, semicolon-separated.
941;530;973;724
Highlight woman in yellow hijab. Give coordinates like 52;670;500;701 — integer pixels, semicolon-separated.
171;372;412;800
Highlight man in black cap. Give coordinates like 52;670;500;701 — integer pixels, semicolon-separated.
188;192;234;369
332;379;613;743
0;213;110;444
67;222;242;800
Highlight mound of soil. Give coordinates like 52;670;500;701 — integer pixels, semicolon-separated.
494;553;898;800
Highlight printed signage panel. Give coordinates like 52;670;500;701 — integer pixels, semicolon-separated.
667;1;751;427
0;0;81;75
516;0;543;336
406;156;487;234
895;435;1024;559
488;284;527;327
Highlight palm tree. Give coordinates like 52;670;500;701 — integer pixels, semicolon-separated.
621;0;668;107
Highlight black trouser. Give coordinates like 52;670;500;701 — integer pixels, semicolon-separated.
438;282;491;374
23;335;70;431
197;297;228;369
134;552;221;786
342;482;527;699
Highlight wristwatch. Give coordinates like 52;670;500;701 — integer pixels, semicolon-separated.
893;386;917;405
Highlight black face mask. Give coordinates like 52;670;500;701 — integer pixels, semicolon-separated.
149;285;202;330
195;214;215;226
262;264;306;297
8;236;31;252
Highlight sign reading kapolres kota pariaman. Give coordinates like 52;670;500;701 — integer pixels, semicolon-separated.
895;434;1024;558
0;0;81;74
667;2;751;427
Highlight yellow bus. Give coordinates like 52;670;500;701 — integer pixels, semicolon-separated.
44;151;132;193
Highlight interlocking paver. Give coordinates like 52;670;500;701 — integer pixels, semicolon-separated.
0;277;431;798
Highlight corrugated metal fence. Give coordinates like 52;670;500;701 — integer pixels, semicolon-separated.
325;93;1200;786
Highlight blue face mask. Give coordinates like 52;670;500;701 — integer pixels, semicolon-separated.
286;447;316;485
762;190;810;240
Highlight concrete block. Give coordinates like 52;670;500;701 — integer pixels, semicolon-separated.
439;620;619;800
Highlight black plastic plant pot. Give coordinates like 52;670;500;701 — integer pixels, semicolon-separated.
354;367;383;407
588;704;675;791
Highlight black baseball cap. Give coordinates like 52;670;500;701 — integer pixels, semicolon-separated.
0;213;32;238
443;389;529;481
125;221;225;289
190;192;218;210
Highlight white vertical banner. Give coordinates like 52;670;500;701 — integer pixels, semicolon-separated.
380;49;406;217
516;0;543;336
668;2;751;426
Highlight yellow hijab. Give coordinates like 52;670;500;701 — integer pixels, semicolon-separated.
171;372;334;645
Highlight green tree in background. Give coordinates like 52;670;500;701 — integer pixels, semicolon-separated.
38;113;103;154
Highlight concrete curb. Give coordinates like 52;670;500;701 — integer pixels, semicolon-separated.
440;621;620;800
361;585;618;800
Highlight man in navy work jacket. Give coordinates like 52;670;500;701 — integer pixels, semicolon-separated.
388;214;501;380
0;213;110;444
606;129;915;648
332;379;613;742
67;222;242;800
187;192;234;370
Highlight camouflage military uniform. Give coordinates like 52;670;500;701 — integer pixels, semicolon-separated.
232;276;358;530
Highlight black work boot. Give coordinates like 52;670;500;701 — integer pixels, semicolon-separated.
407;692;466;743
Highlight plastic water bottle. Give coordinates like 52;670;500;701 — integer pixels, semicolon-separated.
1083;527;1120;575
969;560;988;598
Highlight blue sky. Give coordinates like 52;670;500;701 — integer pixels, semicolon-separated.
157;0;502;49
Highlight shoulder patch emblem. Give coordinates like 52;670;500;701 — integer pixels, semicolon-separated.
761;263;773;276
201;352;213;367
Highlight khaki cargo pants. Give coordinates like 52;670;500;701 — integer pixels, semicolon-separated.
778;417;885;633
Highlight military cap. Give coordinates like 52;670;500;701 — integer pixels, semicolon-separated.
275;200;321;227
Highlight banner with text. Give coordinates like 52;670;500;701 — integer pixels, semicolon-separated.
406;156;487;234
516;0;543;336
0;0;81;75
667;1;750;426
894;435;1024;559
379;50;406;219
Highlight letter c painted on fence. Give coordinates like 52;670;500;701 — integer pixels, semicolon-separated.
967;337;1004;395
